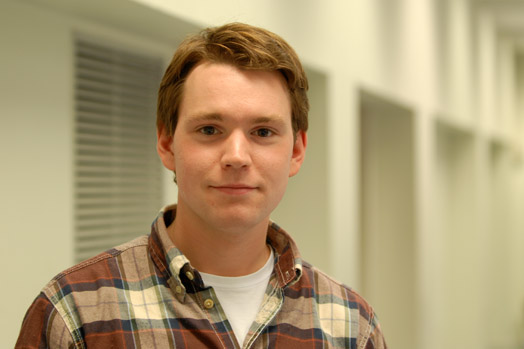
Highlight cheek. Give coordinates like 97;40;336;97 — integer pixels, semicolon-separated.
260;149;292;182
174;144;214;179
264;161;290;210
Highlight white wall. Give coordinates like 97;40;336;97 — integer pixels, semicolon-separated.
359;93;416;348
0;1;74;343
2;0;524;347
272;68;330;272
0;0;180;346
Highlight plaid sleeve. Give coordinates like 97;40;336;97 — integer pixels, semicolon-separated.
16;293;74;348
362;310;387;349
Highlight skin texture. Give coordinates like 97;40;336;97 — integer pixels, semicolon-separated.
157;62;307;276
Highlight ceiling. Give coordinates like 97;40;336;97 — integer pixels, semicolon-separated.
23;0;524;53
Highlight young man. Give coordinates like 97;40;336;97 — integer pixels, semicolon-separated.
17;23;386;348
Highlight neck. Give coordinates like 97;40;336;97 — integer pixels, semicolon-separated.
167;205;271;277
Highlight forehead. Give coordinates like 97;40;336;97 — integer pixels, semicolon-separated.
179;62;292;121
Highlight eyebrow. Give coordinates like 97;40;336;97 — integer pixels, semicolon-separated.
186;113;287;125
187;113;223;122
252;116;286;125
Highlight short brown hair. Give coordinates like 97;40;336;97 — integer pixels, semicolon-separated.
157;22;309;136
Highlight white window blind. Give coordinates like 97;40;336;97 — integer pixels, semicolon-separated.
74;38;164;263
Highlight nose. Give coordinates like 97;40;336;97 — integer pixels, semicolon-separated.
220;130;252;169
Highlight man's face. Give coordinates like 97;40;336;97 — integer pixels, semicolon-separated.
158;62;306;234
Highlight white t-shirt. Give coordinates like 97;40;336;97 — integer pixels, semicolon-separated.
200;248;274;346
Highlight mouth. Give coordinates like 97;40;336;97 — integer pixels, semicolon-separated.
210;184;257;195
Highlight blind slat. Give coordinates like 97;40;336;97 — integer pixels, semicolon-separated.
74;37;163;263
76;197;161;208
76;86;153;105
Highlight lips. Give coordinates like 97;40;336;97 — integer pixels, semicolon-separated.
210;184;257;195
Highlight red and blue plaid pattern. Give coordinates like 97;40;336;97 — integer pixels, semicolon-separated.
17;205;386;348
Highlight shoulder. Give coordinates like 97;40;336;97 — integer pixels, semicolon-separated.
16;293;74;348
298;261;374;315
290;261;387;348
16;235;150;347
44;235;149;296
39;236;150;341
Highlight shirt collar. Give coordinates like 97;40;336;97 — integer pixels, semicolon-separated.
148;204;304;299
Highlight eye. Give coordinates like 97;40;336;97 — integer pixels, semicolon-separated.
254;128;273;137
199;126;219;135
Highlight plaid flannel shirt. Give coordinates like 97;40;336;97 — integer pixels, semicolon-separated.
17;205;387;348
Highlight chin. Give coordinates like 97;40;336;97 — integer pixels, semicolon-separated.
208;209;269;234
214;217;261;233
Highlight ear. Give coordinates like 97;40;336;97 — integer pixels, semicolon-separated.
289;130;307;177
157;125;176;171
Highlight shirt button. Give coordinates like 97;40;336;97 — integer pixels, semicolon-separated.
185;271;194;281
204;299;214;309
175;286;182;294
